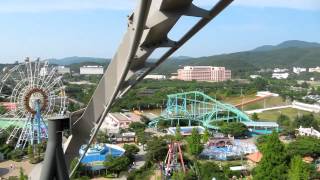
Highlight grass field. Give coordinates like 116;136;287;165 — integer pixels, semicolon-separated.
255;107;320;122
242;96;288;111
222;94;257;105
223;95;288;111
0;118;25;129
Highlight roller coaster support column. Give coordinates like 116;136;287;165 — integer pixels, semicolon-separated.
40;115;70;180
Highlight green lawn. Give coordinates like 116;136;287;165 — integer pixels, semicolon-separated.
255;108;320;122
222;95;288;112
223;94;257;105
0;118;25;129
242;96;288;111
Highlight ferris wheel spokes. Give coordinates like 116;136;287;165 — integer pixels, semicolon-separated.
0;58;67;150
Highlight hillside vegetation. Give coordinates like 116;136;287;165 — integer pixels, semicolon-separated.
153;40;320;76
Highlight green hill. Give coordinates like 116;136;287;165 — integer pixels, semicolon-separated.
253;40;320;51
153;40;320;76
46;56;109;65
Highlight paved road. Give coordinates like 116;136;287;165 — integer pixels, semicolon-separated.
133;145;146;170
0;159;35;179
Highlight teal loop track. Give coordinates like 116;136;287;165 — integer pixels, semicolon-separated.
148;91;278;133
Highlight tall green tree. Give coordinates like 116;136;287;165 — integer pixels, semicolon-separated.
175;125;183;141
123;144;140;163
287;136;320;157
220;122;248;137
96;130;109;143
187;128;203;156
202;128;210;143
288;155;310;180
252;113;259;120
27;145;34;161
253;131;288;180
129;122;146;132
293;114;319;130
136;130;147;148
104;155;130;177
0;105;6;115
277;114;290;127
145;137;168;163
19;167;28;180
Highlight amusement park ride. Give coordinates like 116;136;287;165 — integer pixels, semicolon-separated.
0;0;238;179
0;58;67;149
64;1;235;179
148;91;253;129
163;142;186;177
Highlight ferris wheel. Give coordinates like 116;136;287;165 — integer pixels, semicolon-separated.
0;58;67;149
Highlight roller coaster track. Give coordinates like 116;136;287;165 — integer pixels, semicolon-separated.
64;0;234;176
148;91;252;129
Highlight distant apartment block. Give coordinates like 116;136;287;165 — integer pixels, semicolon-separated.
144;74;166;80
57;66;70;74
80;65;104;75
309;67;320;73
272;72;289;79
273;68;289;73
177;66;231;82
293;67;306;74
249;75;261;79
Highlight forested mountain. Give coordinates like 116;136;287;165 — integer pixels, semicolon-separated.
1;40;319;77
152;40;320;76
46;56;109;65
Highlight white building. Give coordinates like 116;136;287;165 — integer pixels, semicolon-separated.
170;76;178;80
256;91;279;97
293;67;307;74
57;66;70;74
296;126;320;138
272;73;289;79
40;67;48;76
144;74;166;80
249;75;261;79
273;68;289;73
309;67;320;73
101;112;141;133
80;66;104;75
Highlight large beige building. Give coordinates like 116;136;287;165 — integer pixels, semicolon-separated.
177;66;231;82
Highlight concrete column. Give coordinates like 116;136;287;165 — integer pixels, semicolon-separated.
40;116;70;180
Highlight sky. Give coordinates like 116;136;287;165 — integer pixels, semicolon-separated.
0;0;319;63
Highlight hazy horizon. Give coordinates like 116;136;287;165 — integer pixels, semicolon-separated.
0;0;320;63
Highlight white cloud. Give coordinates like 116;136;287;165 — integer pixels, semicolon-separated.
0;0;319;13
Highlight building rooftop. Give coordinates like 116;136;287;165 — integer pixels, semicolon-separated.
246;152;263;163
79;144;125;168
109;112;141;122
243;121;279;128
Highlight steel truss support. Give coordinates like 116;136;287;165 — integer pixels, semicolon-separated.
63;0;234;177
